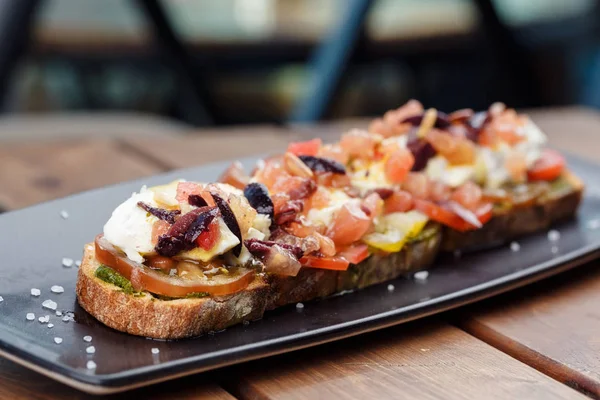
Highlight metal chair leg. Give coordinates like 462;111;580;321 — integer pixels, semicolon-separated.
0;0;42;111
135;0;216;125
289;0;374;123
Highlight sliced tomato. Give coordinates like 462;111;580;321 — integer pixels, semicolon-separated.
301;255;350;271
196;218;221;250
151;220;171;245
339;129;377;158
287;138;322;156
414;199;492;232
527;149;565;182
338;243;370;264
94;235;254;297
219;162;249;189
450;182;482;211
362;192;384;218
146;256;176;272
326;201;372;246
384;148;414;184
384;190;414;214
176;182;214;206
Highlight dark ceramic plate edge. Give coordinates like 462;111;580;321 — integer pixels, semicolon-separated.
0;152;598;394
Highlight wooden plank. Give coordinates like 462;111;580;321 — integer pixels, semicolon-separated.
459;264;600;397
121;126;294;169
0;140;163;210
0;356;234;400
226;322;584;400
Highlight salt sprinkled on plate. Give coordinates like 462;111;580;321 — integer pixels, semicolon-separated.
48;323;54;328
62;316;70;322
38;315;50;324
31;288;41;297
86;346;96;354
0;296;3;303
547;230;560;242
296;302;304;310
510;242;520;252
59;210;69;219
151;348;160;355
42;299;58;311
83;336;92;343
414;271;429;281
56;311;63;316
62;258;74;268
54;337;63;344
75;260;82;268
51;285;64;294
87;360;97;370
387;284;395;292
26;313;35;321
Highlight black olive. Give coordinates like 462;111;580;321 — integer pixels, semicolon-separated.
298;155;346;175
211;193;243;257
401;112;451;129
243;182;274;220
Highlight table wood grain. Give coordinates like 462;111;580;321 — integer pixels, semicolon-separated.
224;321;586;400
0;107;599;399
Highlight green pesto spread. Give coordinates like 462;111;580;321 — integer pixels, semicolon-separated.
95;265;209;300
95;265;136;294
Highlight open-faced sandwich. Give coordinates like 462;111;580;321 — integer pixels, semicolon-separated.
76;101;583;339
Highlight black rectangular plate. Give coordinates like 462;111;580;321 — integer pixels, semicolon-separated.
1;154;600;394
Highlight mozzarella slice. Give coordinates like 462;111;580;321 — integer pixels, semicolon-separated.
178;219;240;262
103;188;158;263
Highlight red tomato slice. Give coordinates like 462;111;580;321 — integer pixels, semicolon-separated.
287;138;322;156
384;148;415;184
527;149;565;182
301;255;350;271
415;199;493;232
338;243;370;264
176;182;215;206
196;218;221;250
384;190;414;214
326;202;372;246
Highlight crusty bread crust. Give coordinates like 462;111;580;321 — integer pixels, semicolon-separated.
441;173;584;251
76;244;269;339
76;229;442;339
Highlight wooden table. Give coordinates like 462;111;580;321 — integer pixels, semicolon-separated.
1;107;599;399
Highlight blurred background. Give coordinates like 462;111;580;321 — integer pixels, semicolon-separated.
2;0;600;127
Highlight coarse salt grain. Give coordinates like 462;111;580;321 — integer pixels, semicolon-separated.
75;260;82;267
414;271;429;281
387;284;395;292
510;242;520;252
83;336;92;343
54;337;63;344
151;348;160;355
86;346;96;354
26;313;35;321
31;288;41;297
42;299;58;311
38;315;50;324
0;296;3;303
56;311;63;316
62;316;70;322
547;230;560;242
296;302;304;310
59;210;69;219
62;258;74;268
51;285;64;294
48;323;54;328
87;360;97;370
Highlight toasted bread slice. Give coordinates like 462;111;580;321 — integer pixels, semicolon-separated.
77;227;441;339
441;171;584;251
76;244;270;339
